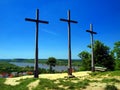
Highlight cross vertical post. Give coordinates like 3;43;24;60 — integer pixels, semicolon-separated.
35;9;39;78
60;10;78;76
86;24;97;72
25;9;49;78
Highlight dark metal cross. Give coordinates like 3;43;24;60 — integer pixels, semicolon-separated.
25;9;49;78
60;10;78;76
86;24;97;72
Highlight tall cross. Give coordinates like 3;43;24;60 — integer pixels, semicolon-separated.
86;24;97;72
25;9;49;78
60;10;78;76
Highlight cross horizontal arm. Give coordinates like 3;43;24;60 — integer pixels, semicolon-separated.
86;30;97;34
25;18;49;24
60;18;78;23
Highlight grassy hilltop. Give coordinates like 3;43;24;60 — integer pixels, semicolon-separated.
0;71;120;90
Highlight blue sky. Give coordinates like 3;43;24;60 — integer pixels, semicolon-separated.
0;0;120;59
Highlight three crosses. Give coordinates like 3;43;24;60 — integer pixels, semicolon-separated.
25;9;97;78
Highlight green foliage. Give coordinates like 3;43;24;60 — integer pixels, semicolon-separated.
47;57;57;66
0;62;20;73
1;71;120;90
0;61;50;74
57;78;89;89
78;51;91;71
0;77;89;90
38;68;50;74
0;78;5;81
115;60;120;70
94;40;115;70
0;78;37;90
104;85;118;90
89;71;120;77
113;41;120;60
35;78;62;90
89;72;100;76
102;78;120;83
112;41;120;70
16;78;37;90
47;57;57;73
78;40;115;71
107;71;120;76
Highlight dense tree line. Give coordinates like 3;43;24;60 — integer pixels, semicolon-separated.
78;40;120;71
0;61;50;74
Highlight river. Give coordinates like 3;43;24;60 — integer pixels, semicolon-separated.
10;62;79;72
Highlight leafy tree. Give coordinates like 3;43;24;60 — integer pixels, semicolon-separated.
78;51;91;71
113;41;120;70
93;40;115;70
115;60;120;70
78;40;115;71
113;41;120;60
47;57;57;73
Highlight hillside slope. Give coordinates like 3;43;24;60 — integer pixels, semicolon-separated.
1;71;120;90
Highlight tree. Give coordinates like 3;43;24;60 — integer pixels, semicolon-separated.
113;41;120;60
78;40;115;71
113;41;120;70
93;40;115;70
115;60;120;70
78;51;91;71
47;57;57;73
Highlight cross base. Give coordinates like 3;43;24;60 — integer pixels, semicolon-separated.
34;70;39;78
91;67;95;72
68;68;72;75
67;75;75;78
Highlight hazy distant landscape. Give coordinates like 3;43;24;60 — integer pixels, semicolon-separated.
0;58;81;66
9;59;80;72
0;59;81;77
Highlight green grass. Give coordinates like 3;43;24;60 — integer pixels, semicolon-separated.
101;78;120;83
0;71;120;90
108;71;120;76
90;71;120;77
14;78;37;90
0;78;37;90
104;84;118;90
0;77;89;90
0;78;13;90
35;78;89;90
34;78;63;90
56;78;89;89
0;78;6;83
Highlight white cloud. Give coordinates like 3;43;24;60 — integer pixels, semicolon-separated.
41;29;57;36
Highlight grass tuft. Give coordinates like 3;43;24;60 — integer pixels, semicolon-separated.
34;78;63;90
101;78;120;83
104;84;118;90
